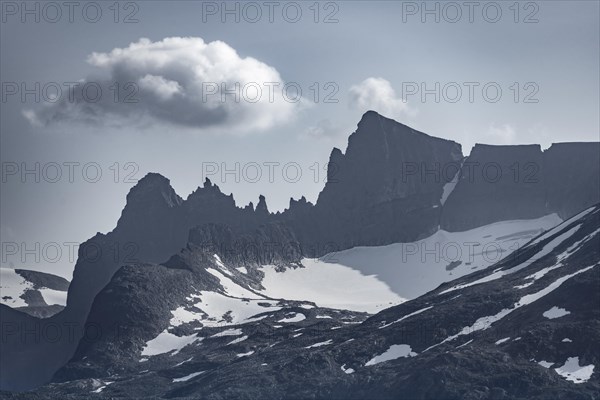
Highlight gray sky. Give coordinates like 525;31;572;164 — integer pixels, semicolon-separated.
1;0;599;278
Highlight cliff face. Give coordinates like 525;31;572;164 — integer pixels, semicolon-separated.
440;144;547;231
310;111;463;248
544;142;600;219
440;142;600;231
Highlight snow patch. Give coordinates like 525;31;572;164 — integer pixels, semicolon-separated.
188;291;281;327
278;313;306;323
379;306;434;329
341;364;355;374
495;337;510;345
440;161;463;205
543;306;571;319
141;330;201;356
173;371;204;383
211;328;243;337
227;335;248;345
365;344;417;366
554;357;595;384
205;267;262;299
455;339;473;349
174;357;193;367
91;381;113;393
305;339;333;348
170;307;202;327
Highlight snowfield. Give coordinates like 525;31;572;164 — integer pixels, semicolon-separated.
258;215;561;311
441;222;576;294
258;260;403;313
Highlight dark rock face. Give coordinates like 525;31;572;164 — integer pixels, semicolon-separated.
544;142;600;219
441;142;600;231
441;144;547;231
187;222;302;269
308;111;463;248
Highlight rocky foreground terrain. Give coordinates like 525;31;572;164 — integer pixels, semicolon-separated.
3;204;598;399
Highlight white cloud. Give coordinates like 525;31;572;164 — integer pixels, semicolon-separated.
348;77;417;120
137;74;183;101
24;37;298;133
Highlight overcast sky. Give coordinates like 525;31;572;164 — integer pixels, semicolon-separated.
1;1;599;278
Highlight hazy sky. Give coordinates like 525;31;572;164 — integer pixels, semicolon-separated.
1;1;599;278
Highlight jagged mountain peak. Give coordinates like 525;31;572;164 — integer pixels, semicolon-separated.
255;194;269;214
289;195;310;207
123;172;182;209
203;177;214;187
187;178;225;201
